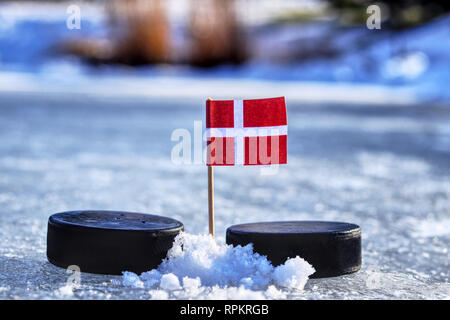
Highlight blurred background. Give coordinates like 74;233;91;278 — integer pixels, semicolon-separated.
0;0;449;299
0;0;449;102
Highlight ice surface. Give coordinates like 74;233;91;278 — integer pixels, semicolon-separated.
120;232;314;298
0;93;449;299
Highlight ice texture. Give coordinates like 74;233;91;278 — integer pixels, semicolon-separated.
121;233;315;297
0;93;449;299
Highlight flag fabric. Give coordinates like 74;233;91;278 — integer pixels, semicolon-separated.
206;97;287;166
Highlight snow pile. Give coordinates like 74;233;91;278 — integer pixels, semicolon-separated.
273;256;315;289
122;271;144;289
159;273;181;291
122;232;315;299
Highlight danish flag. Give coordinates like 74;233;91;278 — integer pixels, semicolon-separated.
206;97;287;166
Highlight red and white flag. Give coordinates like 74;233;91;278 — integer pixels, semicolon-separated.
206;97;287;166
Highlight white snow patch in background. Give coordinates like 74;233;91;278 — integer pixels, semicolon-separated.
383;52;429;80
404;218;450;238
121;232;315;299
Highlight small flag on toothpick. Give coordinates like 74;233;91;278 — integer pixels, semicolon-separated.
206;97;287;166
205;97;288;236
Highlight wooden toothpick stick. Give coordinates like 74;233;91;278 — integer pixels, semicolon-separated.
208;165;215;237
207;97;215;237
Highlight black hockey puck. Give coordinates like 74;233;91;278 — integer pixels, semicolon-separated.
226;221;361;278
47;210;183;275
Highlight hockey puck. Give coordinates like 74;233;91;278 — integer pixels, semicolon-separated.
226;221;361;278
47;210;183;275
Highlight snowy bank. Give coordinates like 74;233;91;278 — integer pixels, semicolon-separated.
0;71;417;106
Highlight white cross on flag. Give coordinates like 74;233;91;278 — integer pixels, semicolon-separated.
206;97;287;166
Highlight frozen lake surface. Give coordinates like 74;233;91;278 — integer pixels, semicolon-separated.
0;93;449;299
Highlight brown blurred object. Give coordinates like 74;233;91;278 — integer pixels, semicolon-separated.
61;0;247;67
60;38;115;65
107;0;170;65
189;0;247;67
61;0;170;65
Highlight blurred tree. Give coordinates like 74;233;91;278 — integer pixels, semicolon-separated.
107;0;170;64
188;0;247;67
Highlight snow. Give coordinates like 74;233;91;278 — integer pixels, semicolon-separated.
121;232;315;298
154;232;276;288
273;256;315;289
383;52;430;80
182;276;201;290
159;273;181;291
122;271;144;289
